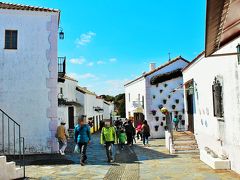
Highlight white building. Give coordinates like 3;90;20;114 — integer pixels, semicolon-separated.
58;75;84;130
0;2;60;153
125;57;189;138
182;0;240;174
103;101;114;120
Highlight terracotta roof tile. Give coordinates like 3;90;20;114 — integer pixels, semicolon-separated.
0;2;59;12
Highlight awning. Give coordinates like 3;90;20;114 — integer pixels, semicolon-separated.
133;107;144;113
205;0;240;57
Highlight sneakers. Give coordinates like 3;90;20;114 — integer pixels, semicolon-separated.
59;150;65;155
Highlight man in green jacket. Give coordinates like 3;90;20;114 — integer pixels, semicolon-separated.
101;120;117;163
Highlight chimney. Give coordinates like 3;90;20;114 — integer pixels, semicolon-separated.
149;63;156;71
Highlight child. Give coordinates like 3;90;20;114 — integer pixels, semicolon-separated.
118;129;127;150
173;115;179;131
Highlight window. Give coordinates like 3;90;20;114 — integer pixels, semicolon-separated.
5;30;18;49
142;96;144;109
128;93;130;102
60;87;63;94
212;77;224;118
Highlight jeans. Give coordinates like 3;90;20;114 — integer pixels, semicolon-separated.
143;135;149;145
105;142;114;162
126;133;133;145
78;142;88;163
59;140;67;153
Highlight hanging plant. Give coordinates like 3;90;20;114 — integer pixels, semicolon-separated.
164;83;168;87
162;117;166;121
175;99;179;104
160;89;163;93
154;125;159;131
182;108;185;114
179;115;182;120
153;95;156;99
164;126;168;131
181;120;185;126
160;122;164;126
168;95;171;99
151;110;156;116
175;111;179;115
158;104;163;109
172;105;176;109
155;116;159;121
163;99;167;104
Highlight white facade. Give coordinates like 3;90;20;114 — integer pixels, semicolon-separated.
183;36;240;174
103;101;114;120
58;77;84;130
125;58;189;138
0;8;59;153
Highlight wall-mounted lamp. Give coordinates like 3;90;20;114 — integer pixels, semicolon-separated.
59;27;64;40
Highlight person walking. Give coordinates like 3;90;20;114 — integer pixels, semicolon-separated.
100;120;117;163
118;129;127;150
136;122;143;140
56;120;69;155
142;120;150;146
74;116;91;166
173;115;179;131
124;120;135;146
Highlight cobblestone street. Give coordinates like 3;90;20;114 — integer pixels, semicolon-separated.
25;134;240;180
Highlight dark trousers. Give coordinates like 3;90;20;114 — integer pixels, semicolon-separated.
78;142;88;163
137;132;142;140
105;142;114;162
143;135;149;145
126;133;133;145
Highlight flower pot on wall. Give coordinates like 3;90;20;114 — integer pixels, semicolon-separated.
172;105;176;109
164;83;168;87
154;125;159;131
175;99;179;104
182;109;185;114
160;122;164;126
163;99;167;104
153;95;156;99
168;95;171;99
162;117;166;121
151;110;156;116
155;116;159;121
181;120;185;126
160;89;163;93
179;115;182;120
164;126;168;131
158;104;163;109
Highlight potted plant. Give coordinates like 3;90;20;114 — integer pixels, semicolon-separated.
163;99;167;104
153;95;156;99
164;83;168;87
168;95;171;99
162;117;166;121
160;89;163;93
164;126;168;131
172;105;176;109
181;120;185;125
160;122;164;126
155;116;159;121
154;125;159;131
158;104;163;109
151;110;156;116
179;115;182;120
175;99;179;104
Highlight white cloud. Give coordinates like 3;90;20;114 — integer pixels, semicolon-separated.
69;73;98;80
104;79;128;95
87;62;94;67
75;31;96;46
109;58;117;63
97;60;105;65
69;57;86;65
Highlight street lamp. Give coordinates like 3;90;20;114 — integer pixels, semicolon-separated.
59;27;64;40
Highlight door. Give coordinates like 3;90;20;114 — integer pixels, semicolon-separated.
68;107;74;129
134;113;144;127
187;94;194;133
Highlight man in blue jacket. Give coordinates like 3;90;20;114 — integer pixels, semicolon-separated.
74;115;91;166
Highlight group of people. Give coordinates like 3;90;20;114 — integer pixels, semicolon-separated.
55;116;151;166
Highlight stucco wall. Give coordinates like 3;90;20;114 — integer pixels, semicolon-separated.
0;9;59;153
183;37;240;174
145;59;188;138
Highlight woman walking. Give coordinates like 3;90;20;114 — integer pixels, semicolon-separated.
74;116;91;166
142;120;150;146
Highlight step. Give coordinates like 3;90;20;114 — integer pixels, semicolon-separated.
14;167;24;179
174;149;200;154
6;162;16;179
174;145;198;150
0;156;7;166
174;140;197;145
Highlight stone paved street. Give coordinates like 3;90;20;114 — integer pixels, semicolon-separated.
25;134;240;180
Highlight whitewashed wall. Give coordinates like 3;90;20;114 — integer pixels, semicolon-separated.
183;37;240;174
0;9;59;153
125;77;146;118
146;59;188;138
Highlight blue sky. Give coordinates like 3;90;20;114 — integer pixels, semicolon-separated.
6;0;206;95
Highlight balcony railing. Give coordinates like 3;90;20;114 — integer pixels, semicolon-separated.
58;57;66;76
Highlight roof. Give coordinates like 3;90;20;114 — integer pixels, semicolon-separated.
63;75;78;82
124;56;189;86
0;2;60;13
76;86;96;96
205;0;240;57
182;51;205;72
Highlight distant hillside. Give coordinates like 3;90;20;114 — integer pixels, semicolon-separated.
100;93;125;118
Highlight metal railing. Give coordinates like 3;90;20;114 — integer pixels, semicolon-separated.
0;108;25;178
58;56;66;75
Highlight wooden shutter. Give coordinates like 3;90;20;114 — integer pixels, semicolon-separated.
212;79;223;117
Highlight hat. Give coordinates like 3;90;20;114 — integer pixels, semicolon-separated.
61;120;66;124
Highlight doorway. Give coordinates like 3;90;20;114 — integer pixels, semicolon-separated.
68;107;74;129
185;80;195;133
133;113;144;127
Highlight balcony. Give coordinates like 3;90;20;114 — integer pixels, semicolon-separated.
58;57;66;82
